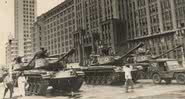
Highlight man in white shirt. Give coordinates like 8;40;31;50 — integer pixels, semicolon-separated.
123;64;134;93
18;73;26;97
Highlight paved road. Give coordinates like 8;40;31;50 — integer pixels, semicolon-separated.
1;80;185;99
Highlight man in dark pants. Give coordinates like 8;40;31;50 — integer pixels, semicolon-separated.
3;73;14;99
123;64;134;93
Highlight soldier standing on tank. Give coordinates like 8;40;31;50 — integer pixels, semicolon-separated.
35;48;48;59
123;64;134;93
33;48;48;68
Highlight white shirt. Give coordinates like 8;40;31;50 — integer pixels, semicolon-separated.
18;76;26;84
123;65;133;79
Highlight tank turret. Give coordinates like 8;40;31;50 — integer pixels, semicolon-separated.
133;45;182;63
89;43;144;66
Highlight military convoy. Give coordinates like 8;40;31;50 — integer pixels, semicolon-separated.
7;41;185;97
13;49;84;96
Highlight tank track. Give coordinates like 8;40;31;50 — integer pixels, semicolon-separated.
26;77;49;96
84;73;123;85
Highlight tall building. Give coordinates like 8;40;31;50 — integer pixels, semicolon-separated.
15;0;37;61
32;0;75;59
32;0;126;64
73;0;126;64
124;0;185;59
6;38;18;66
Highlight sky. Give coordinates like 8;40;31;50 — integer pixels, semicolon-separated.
0;0;65;65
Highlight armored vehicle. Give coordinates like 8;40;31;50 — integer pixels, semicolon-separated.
148;59;185;84
126;44;185;84
81;43;144;85
13;49;84;96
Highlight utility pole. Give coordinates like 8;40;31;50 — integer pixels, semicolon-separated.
8;34;13;80
181;46;185;67
176;23;185;67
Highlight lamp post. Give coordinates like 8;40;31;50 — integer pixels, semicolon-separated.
8;34;13;79
175;24;185;67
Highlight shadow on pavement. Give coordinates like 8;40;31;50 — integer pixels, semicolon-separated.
4;96;20;99
42;89;83;99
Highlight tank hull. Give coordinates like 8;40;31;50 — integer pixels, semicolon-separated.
81;65;139;85
50;77;83;92
23;69;84;96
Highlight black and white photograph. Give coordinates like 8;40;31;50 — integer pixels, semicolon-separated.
0;0;185;99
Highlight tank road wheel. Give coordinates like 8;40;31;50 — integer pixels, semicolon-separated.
98;76;103;85
95;76;101;85
164;79;172;84
176;73;185;84
90;76;94;84
26;82;33;96
152;73;161;84
36;81;42;95
92;76;97;84
106;76;113;85
101;76;106;85
85;76;90;84
30;83;34;94
35;82;40;95
32;82;37;95
39;80;49;95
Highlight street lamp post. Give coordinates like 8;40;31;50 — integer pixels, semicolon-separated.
176;25;185;67
8;34;13;80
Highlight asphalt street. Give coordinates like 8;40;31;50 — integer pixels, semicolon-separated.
1;80;185;99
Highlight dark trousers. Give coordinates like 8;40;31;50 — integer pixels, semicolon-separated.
125;79;134;92
3;83;14;99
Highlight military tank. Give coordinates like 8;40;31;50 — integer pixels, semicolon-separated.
13;49;84;96
81;43;144;85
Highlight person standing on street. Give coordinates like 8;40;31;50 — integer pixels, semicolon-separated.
3;72;14;99
18;73;26;97
123;64;134;93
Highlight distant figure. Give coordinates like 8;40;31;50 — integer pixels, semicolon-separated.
3;73;14;99
122;64;134;93
34;48;48;68
35;48;48;59
13;56;23;70
18;73;26;97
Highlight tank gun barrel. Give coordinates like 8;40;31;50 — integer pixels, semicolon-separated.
153;45;182;59
56;48;75;62
119;43;144;60
25;48;75;68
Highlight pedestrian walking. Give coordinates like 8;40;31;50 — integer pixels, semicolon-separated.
123;64;134;93
3;72;14;99
18;73;26;97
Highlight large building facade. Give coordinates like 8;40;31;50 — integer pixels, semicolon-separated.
15;0;37;61
73;0;126;64
124;0;185;59
32;0;126;64
32;0;75;58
